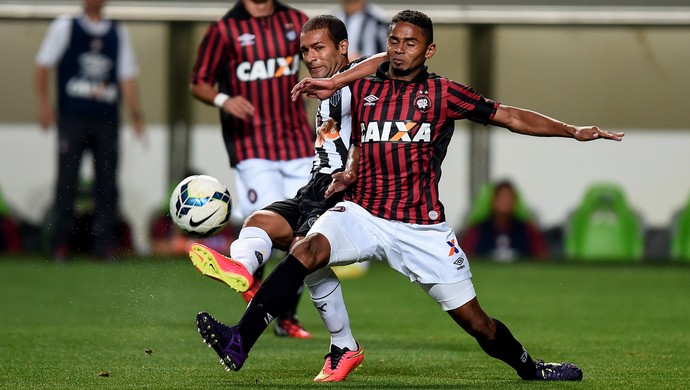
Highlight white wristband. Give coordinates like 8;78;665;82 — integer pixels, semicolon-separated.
213;93;230;108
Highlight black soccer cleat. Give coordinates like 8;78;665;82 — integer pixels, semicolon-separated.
533;360;583;381
195;312;248;371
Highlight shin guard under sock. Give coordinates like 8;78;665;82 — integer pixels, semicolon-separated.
237;254;309;350
476;318;537;379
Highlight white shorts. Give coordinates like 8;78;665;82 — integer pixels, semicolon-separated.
309;201;476;310
233;157;312;219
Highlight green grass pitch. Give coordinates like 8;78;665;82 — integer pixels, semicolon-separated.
1;255;689;389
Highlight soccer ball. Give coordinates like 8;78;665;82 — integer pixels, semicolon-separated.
169;175;232;238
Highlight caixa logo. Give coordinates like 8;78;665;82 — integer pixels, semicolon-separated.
360;121;432;143
236;55;300;81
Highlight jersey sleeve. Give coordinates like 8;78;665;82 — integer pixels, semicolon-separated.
35;15;71;67
446;80;499;125
116;24;139;80
191;22;227;86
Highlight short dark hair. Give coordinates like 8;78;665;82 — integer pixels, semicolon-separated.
390;9;433;44
302;15;348;47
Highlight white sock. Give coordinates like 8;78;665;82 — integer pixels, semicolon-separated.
229;226;272;274
305;267;358;351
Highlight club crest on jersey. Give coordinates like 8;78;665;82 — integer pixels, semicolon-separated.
237;33;256;47
329;89;341;106
414;89;431;113
284;23;297;41
361;121;432;143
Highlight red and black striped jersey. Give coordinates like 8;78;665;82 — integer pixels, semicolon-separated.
347;62;499;225
191;1;313;166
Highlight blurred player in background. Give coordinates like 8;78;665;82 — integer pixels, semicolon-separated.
193;9;625;381
334;0;389;61
190;0;313;338
190;15;385;381
35;0;145;261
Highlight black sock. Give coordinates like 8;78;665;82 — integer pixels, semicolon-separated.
476;318;537;379
278;284;303;321
237;254;309;350
252;265;265;281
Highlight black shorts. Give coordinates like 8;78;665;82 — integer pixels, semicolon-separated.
263;173;344;237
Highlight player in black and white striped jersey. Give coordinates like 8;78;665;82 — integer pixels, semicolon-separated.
189;15;385;381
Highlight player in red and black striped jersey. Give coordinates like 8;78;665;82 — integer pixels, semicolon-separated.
347;66;499;224
194;9;624;381
190;14;385;380
191;0;313;219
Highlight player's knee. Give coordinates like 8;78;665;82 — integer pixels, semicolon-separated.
467;316;495;339
243;210;276;229
450;300;496;339
243;210;293;249
290;233;330;271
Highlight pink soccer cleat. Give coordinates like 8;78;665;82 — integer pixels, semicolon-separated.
188;243;254;293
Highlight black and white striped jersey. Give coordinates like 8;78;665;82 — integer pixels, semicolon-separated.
310;59;366;175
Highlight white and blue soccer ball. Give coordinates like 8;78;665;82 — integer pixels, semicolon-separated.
169;175;232;238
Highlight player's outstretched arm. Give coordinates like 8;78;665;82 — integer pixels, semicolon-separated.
291;78;337;101
325;146;360;198
491;105;625;141
291;52;387;101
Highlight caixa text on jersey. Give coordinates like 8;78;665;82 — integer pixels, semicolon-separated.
360;121;432;143
236;55;300;82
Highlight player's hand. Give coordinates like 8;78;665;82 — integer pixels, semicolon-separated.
130;111;145;138
291;77;338;101
38;102;54;131
133;119;145;138
222;96;255;120
325;170;358;198
573;126;625;142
